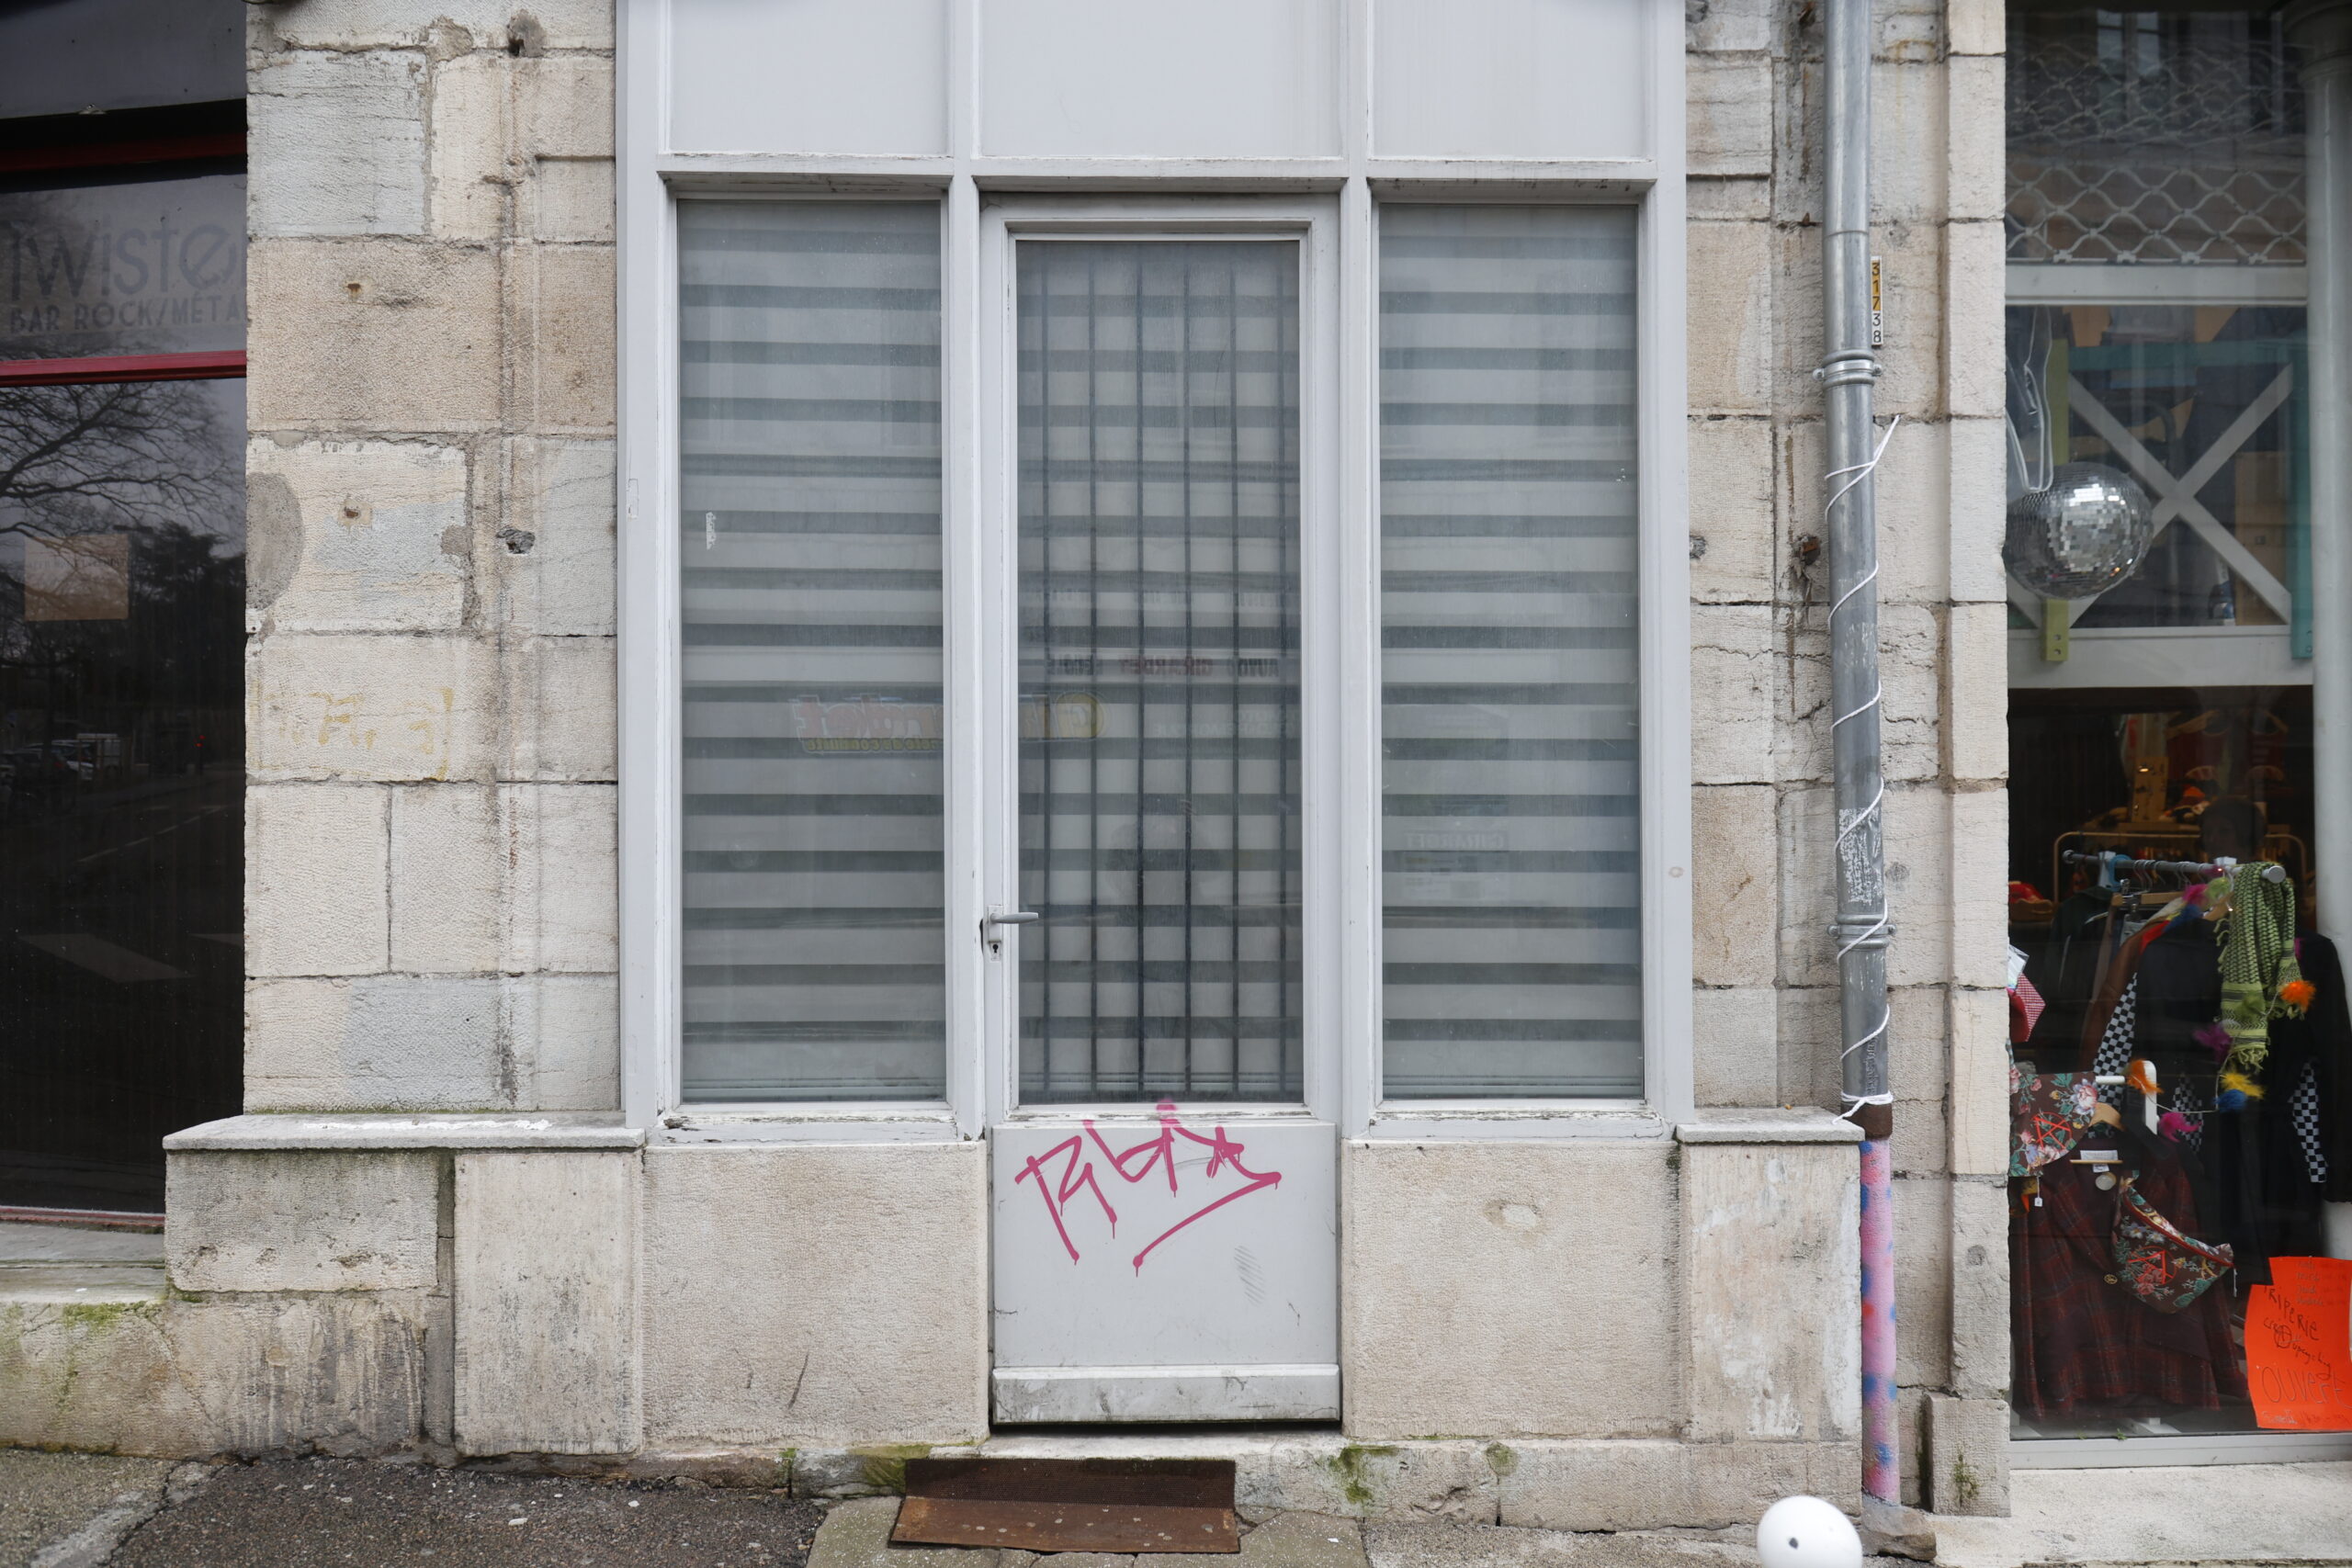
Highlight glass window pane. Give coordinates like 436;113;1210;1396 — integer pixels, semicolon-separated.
1;172;248;360
2006;303;2308;633
677;201;945;1101
2002;5;2335;1444
2007;9;2304;265
1016;240;1304;1105
1378;204;1643;1100
0;375;245;1211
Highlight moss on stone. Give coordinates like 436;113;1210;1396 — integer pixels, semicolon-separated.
1949;1454;1981;1511
56;1300;153;1333
851;1442;932;1493
1326;1443;1399;1507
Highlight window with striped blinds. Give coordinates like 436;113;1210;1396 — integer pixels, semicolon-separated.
1016;240;1305;1105
1378;204;1645;1100
677;200;946;1102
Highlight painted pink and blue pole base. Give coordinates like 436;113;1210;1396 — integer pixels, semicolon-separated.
1859;1135;1898;1502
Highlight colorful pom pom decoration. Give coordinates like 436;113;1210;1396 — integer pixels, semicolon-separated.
2220;1070;2266;1101
2280;978;2316;1010
2193;1021;2232;1056
2216;1089;2249;1112
2157;1111;2194;1142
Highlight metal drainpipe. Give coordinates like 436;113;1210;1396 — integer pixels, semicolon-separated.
1817;0;1898;1506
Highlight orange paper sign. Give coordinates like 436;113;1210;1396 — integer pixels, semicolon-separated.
2246;1257;2352;1430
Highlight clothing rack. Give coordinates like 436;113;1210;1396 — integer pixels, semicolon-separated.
2061;850;2290;883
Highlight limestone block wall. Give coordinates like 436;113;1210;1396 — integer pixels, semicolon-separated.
242;0;621;1114
1682;0;2009;1509
1337;1122;1863;1525
189;0;2014;1508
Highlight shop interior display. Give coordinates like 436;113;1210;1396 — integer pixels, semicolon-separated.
2007;713;2349;1435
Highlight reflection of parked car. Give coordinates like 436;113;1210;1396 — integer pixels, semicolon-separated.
3;746;80;798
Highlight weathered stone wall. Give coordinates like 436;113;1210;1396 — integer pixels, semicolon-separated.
1342;1140;1686;1440
242;0;621;1115
5;0;2014;1514
1682;0;2009;1510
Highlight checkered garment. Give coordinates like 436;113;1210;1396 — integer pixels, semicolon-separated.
2092;976;2136;1103
2291;1061;2328;1186
2010;1145;2244;1418
2171;1075;2207;1156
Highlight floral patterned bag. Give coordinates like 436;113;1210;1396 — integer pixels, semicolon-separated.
2110;1176;2234;1314
2009;1066;2098;1178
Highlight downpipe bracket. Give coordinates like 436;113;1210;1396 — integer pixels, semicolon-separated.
1814;347;1883;387
1828;916;1894;953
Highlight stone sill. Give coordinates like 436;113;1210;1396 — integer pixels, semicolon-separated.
0;1265;165;1302
1359;1109;1669;1142
164;1113;644;1152
1673;1110;1865;1145
162;1110;1858;1150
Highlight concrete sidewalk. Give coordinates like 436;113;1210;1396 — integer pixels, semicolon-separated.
1924;1461;2352;1568
6;1450;2349;1567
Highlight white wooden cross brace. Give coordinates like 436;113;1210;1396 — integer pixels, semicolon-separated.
2057;367;2297;626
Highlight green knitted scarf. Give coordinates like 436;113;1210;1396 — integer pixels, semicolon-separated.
2217;863;2301;1077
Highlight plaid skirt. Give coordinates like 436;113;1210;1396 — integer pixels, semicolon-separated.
2011;1147;2244;1418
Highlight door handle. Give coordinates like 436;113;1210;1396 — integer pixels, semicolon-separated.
982;908;1040;955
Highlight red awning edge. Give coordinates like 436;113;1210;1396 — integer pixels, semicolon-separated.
0;349;247;388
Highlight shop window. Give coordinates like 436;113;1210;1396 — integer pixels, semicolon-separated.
2002;6;2348;1448
1377;204;1641;1100
677;200;946;1102
0;136;246;1213
660;196;1658;1119
2008;7;2304;265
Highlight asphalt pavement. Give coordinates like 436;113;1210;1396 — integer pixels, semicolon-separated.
3;1452;821;1568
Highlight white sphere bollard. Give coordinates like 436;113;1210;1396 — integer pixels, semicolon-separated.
1756;1495;1863;1568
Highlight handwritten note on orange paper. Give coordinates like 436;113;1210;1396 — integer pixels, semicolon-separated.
2247;1257;2352;1430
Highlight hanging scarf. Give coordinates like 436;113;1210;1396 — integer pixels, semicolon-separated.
2214;863;2302;1077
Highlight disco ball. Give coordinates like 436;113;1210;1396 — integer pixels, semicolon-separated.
2003;462;2154;600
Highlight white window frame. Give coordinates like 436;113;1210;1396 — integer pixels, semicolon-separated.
616;0;1691;1145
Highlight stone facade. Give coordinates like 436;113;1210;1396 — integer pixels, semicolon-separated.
242;0;620;1117
1682;0;2011;1510
0;0;2015;1525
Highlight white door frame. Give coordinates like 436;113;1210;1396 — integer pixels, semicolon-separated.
968;194;1347;1131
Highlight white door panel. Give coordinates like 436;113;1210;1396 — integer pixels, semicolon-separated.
990;1114;1338;1421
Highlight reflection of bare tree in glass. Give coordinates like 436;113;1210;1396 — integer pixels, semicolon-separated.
0;380;239;544
0;380;243;803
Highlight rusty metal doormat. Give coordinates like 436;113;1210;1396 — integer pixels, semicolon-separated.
892;1457;1239;1553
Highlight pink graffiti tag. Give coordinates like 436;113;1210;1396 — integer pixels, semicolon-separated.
1012;1101;1282;1273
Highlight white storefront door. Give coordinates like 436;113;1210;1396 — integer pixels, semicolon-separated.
978;200;1341;1423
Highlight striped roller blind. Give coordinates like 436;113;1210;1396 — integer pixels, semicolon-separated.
1378;204;1644;1100
677;200;946;1101
1016;240;1305;1105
